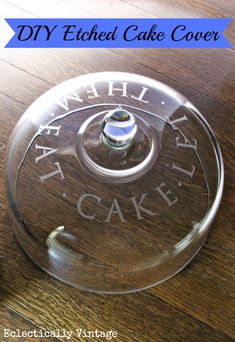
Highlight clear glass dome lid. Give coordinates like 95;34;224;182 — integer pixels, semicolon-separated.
5;72;224;293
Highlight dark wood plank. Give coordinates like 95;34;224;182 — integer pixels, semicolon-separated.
4;0;154;18
1;47;234;110
0;59;50;104
1;0;91;18
1;47;234;109
124;0;235;20
111;48;235;105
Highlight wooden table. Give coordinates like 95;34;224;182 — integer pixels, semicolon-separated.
0;0;234;341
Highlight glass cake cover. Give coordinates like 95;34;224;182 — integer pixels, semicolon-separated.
5;72;224;293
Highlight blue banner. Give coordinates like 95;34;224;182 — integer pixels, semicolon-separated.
5;18;232;48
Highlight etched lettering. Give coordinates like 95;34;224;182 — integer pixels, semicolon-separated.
169;115;188;129
129;193;156;220
77;194;101;219
105;198;126;222
171;163;195;178
39;124;61;136
107;81;128;97
131;86;149;103
86;83;100;99
57;91;83;111
39;162;64;182
154;182;178;207
176;136;197;149
35;144;57;163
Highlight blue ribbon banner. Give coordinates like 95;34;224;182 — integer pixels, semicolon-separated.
5;18;232;48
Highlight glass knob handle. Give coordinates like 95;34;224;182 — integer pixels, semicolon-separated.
102;108;137;149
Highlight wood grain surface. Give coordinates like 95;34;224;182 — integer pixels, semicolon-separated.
0;0;234;341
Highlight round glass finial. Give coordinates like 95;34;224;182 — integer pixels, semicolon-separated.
5;72;223;293
102;108;137;148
